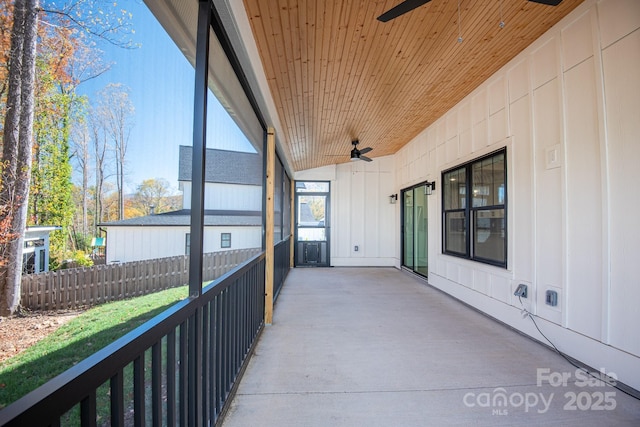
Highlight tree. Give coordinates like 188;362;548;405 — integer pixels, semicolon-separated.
131;178;178;216
71;120;90;238
96;83;134;221
0;0;39;316
0;0;133;315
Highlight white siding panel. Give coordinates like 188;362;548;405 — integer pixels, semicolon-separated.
509;96;534;283
489;108;508;146
471;89;487;124
105;225;261;263
182;182;261;210
446;110;457;140
564;57;603;340
445;136;458;164
597;0;640;49
603;29;640;356
459;129;472;159
531;37;558;89
458;101;471;132
350;169;366;259
363;172;380;258
472;119;487;152
204;183;262;210
508;59;529;104
488;76;506;115
561;9;594;71
533;79;564;323
334;166;352;259
490;274;510;304
436;142;446;169
378;172;397;258
473;269;490;295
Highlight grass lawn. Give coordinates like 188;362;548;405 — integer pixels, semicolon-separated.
0;286;188;409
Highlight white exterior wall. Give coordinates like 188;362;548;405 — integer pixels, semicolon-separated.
295;156;399;267
105;226;262;263
392;0;640;390
181;182;262;210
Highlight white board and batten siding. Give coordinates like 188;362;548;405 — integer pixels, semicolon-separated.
293;0;640;391
294;155;398;268
390;0;640;391
105;226;262;264
181;182;262;211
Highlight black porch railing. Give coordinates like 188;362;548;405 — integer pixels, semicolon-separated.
0;252;266;427
273;237;291;301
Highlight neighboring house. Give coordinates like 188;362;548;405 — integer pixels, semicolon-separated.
178;145;262;211
23;226;61;274
101;147;263;263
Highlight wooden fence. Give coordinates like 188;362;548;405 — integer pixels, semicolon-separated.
20;248;261;311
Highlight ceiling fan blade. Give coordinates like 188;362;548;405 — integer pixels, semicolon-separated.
360;155;373;162
377;0;432;23
359;147;373;155
528;0;562;5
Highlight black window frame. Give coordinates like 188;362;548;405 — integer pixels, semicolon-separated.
442;148;507;268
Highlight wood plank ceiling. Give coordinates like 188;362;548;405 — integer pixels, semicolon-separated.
243;0;584;171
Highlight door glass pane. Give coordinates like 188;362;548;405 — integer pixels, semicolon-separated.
414;185;428;276
298;228;327;241
297;195;326;227
403;190;414;269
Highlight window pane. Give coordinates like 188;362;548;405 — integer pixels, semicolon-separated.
472;153;504;207
444;168;466;210
221;233;231;248
445;211;466;254
283;173;292;239
296;181;329;193
474;209;505;264
274;159;283;243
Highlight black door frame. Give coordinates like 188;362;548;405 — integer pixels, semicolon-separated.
294;181;331;267
401;181;430;278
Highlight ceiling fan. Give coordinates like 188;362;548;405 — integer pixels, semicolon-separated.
350;140;373;162
377;0;563;22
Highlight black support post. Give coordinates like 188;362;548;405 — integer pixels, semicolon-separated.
188;2;211;426
188;0;211;298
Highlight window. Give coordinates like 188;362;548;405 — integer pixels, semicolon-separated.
442;149;506;267
185;233;191;255
221;233;232;248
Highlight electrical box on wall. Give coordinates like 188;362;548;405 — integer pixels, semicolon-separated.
545;290;558;307
514;284;528;298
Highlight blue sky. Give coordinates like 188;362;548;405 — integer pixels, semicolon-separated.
77;0;256;193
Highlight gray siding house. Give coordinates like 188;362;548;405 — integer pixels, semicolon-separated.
101;147;263;263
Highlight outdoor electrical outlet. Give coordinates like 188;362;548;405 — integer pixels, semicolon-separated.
545;290;558;306
354;246;359;252
514;284;528;298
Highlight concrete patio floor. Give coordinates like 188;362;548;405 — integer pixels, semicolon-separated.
221;267;640;426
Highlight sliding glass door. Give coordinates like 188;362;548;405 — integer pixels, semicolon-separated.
402;183;429;277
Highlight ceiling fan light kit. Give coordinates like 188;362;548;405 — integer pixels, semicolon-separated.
350;140;373;162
